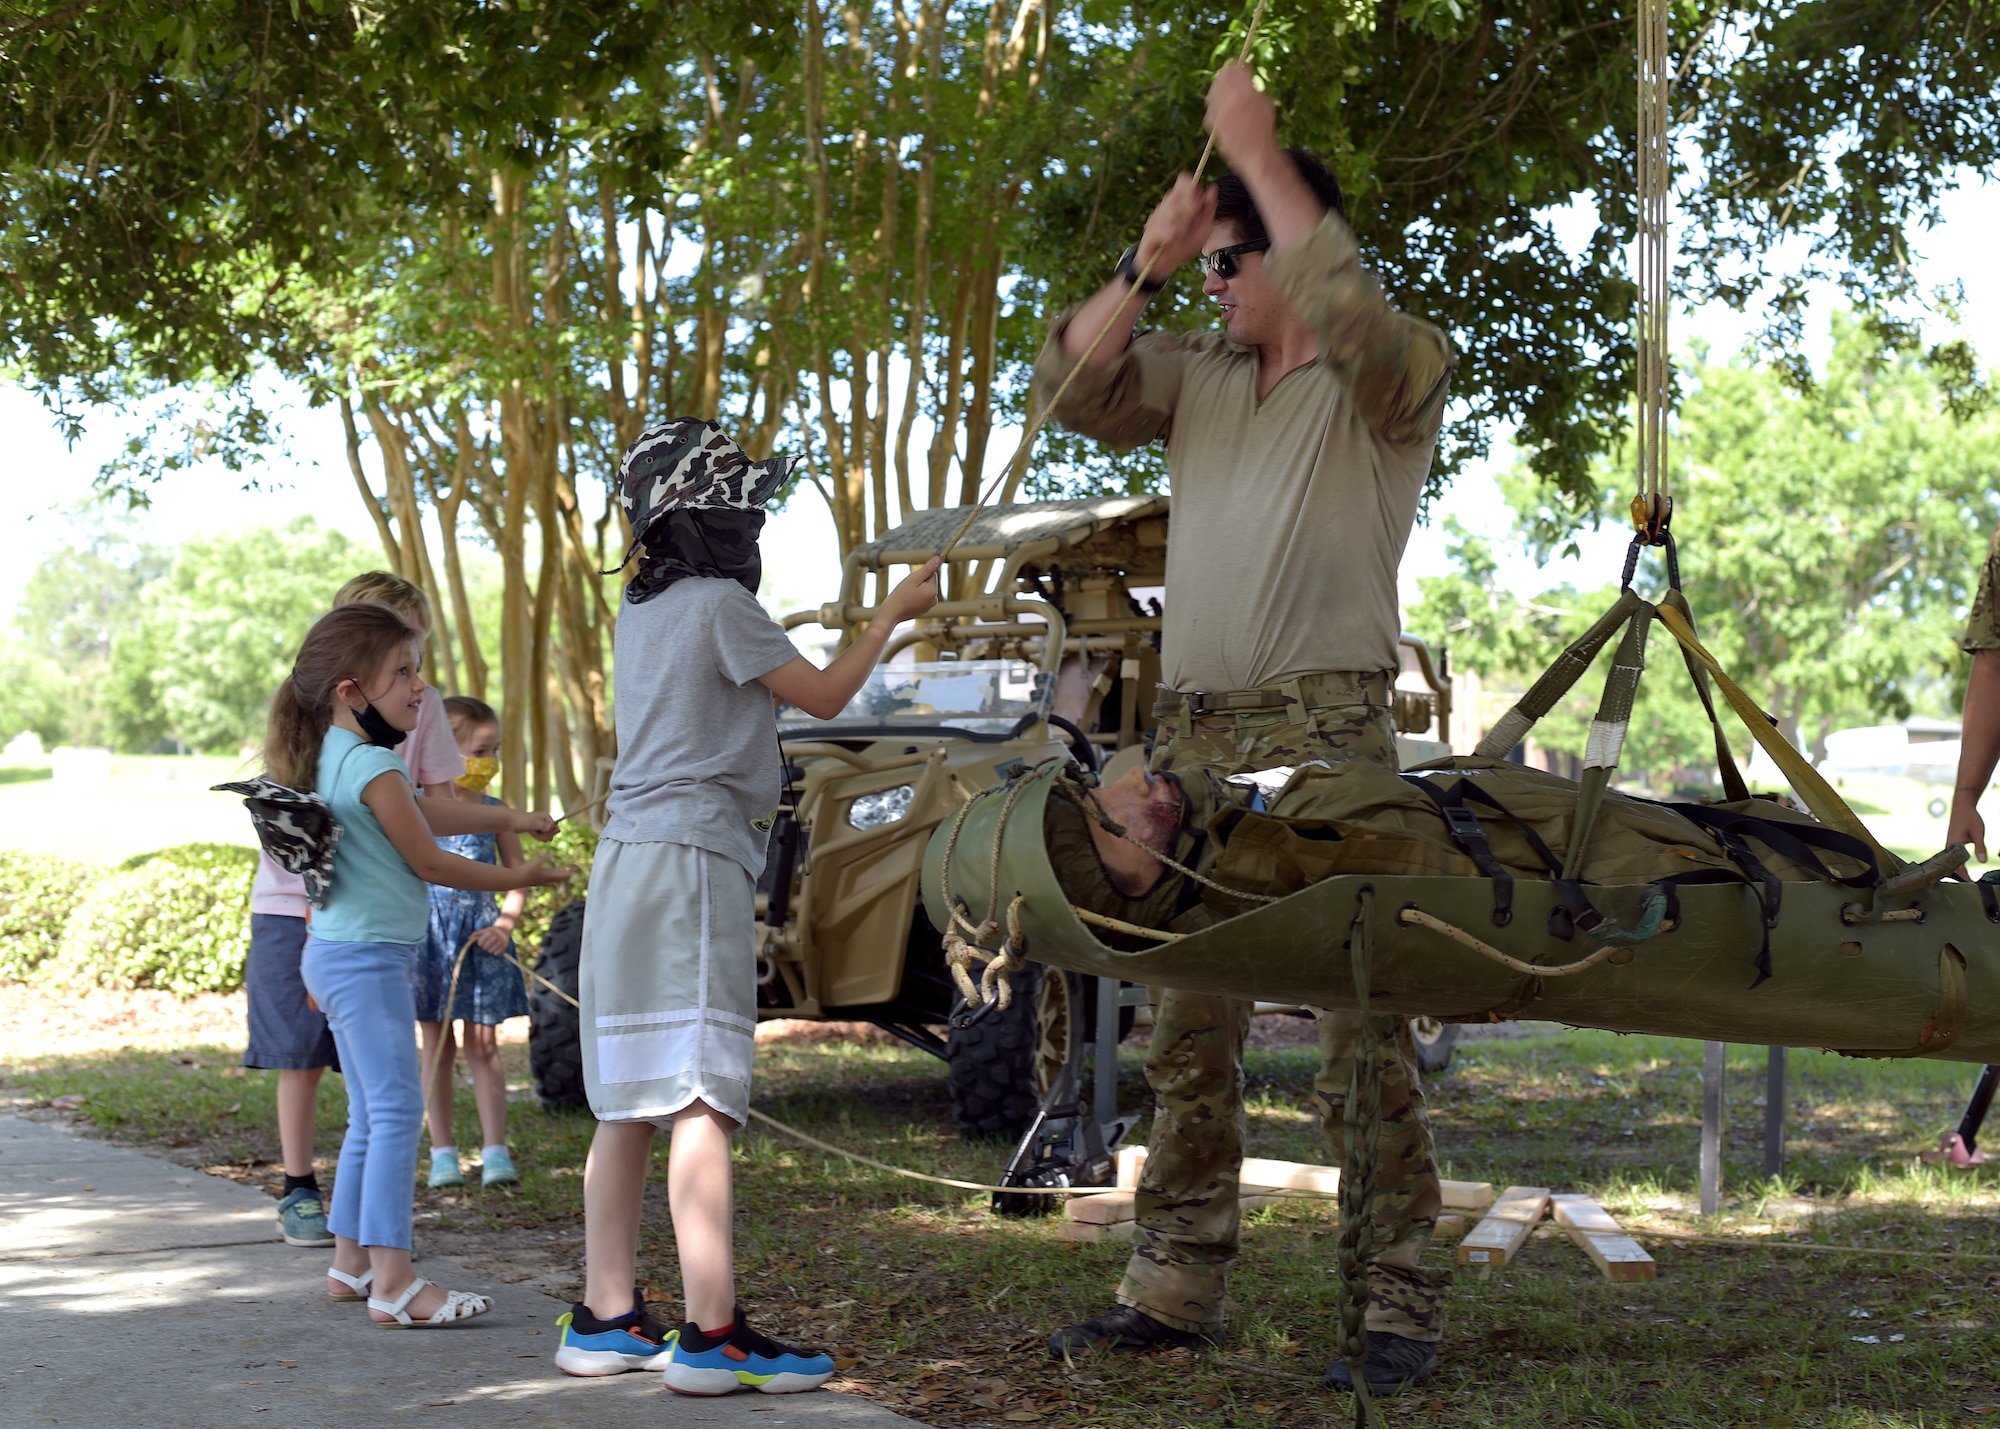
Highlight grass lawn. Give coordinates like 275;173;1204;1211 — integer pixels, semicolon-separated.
6;1001;1999;1428
0;754;255;865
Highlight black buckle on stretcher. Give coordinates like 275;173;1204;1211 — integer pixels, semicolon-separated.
1437;804;1513;927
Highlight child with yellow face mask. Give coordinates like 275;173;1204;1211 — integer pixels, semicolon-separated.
414;695;534;1188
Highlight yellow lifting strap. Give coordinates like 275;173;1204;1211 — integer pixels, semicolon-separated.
1652;603;1898;870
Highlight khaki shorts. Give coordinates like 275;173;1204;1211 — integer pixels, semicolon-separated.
579;838;758;1128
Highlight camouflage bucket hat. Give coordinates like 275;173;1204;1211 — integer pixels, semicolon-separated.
609;418;797;570
212;777;344;909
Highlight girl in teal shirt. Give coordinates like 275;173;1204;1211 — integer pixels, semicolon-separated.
268;603;568;1328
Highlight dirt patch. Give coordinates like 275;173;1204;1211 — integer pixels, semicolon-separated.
0;984;250;1062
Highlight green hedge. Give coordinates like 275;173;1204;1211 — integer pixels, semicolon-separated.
0;822;600;997
0;850;95;982
517;820;597;960
46;843;258;995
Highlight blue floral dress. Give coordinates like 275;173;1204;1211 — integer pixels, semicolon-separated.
413;795;530;1025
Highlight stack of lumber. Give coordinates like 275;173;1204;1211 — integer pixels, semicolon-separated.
1456;1186;1656;1281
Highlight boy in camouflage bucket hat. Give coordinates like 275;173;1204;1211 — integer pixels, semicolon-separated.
564;416;943;1393
610;418;798;605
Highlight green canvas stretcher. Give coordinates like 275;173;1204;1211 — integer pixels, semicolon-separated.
919;569;1997;1064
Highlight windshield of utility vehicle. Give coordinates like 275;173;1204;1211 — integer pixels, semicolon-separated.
778;659;1045;734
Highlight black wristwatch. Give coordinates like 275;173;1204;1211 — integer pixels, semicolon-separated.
1116;243;1169;295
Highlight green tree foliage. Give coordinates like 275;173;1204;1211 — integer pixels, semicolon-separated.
9;520;165;746
1410;316;2000;782
106;518;365;754
8;2;2000;805
1025;1;2000;507
0;636;72;748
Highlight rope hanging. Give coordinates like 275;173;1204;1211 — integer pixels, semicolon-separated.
1631;0;1672;540
936;0;1273;560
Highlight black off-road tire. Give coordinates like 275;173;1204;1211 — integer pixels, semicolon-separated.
529;898;589;1111
947;962;1047;1141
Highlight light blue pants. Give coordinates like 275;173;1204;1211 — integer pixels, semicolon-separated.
301;937;423;1250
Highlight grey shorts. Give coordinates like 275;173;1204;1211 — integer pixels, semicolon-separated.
243;913;341;1072
580;839;757;1128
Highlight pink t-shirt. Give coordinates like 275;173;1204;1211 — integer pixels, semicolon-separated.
248;687;469;918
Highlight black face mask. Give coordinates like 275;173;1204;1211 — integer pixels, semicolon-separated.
627;508;766;605
354;701;409;749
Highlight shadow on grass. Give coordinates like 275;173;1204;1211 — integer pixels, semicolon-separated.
0;764;52;786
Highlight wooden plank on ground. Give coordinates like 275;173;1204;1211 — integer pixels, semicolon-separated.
1457;1185;1551;1267
1550;1194;1657;1282
1065;1191;1137;1226
1233;1157;1493;1211
1442;1178;1495;1210
1061;1190;1275;1238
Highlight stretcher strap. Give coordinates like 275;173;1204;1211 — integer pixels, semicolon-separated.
1474;589;1645;759
1414;776;1665;948
1563;601;1654;882
1659;589;1752;804
1654;603;1899;869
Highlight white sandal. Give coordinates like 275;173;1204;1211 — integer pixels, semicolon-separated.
326;1266;373;1301
368;1277;493;1329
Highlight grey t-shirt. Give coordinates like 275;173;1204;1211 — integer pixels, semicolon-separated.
603;578;802;877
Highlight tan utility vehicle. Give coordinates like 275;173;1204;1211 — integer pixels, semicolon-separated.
756;496;1456;1140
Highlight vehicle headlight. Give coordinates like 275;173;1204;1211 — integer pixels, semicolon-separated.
847;784;915;830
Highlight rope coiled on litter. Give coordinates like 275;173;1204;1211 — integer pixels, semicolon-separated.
939;777;1036;1010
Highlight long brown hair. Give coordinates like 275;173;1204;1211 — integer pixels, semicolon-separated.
265;605;424;791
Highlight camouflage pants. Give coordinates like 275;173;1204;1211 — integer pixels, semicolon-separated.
1114;691;1447;1342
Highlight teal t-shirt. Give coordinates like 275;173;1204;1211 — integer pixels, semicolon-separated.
313;727;428;944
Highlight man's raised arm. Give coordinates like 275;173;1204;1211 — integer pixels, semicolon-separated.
1205;61;1455;446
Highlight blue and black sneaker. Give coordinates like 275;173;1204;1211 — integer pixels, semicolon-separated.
276;1186;334;1247
553;1300;675;1377
661;1307;834;1396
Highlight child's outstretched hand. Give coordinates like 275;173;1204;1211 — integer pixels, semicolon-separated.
882;556;944;624
513;809;559;840
515;852;575;888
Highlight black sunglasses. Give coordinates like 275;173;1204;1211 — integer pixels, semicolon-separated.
1198;237;1270;279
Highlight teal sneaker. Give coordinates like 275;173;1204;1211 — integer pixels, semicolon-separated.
480;1147;519;1187
661;1308;834;1396
276;1187;334;1247
428;1149;465;1188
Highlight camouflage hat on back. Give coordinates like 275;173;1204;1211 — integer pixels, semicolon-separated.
610;418;796;569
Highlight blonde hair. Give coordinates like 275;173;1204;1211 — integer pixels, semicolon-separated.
265;605;425;790
334;570;432;629
443;694;499;742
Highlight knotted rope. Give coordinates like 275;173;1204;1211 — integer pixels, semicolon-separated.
939;777;1036;1010
1335;887;1384;1428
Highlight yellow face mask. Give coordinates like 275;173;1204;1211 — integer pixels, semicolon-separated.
455;756;500;794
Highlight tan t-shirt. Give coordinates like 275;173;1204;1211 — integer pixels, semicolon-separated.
1034;213;1453;692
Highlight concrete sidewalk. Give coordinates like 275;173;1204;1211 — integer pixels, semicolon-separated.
0;1114;921;1428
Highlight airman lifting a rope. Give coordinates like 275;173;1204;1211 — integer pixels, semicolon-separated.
1031;59;1456;1398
